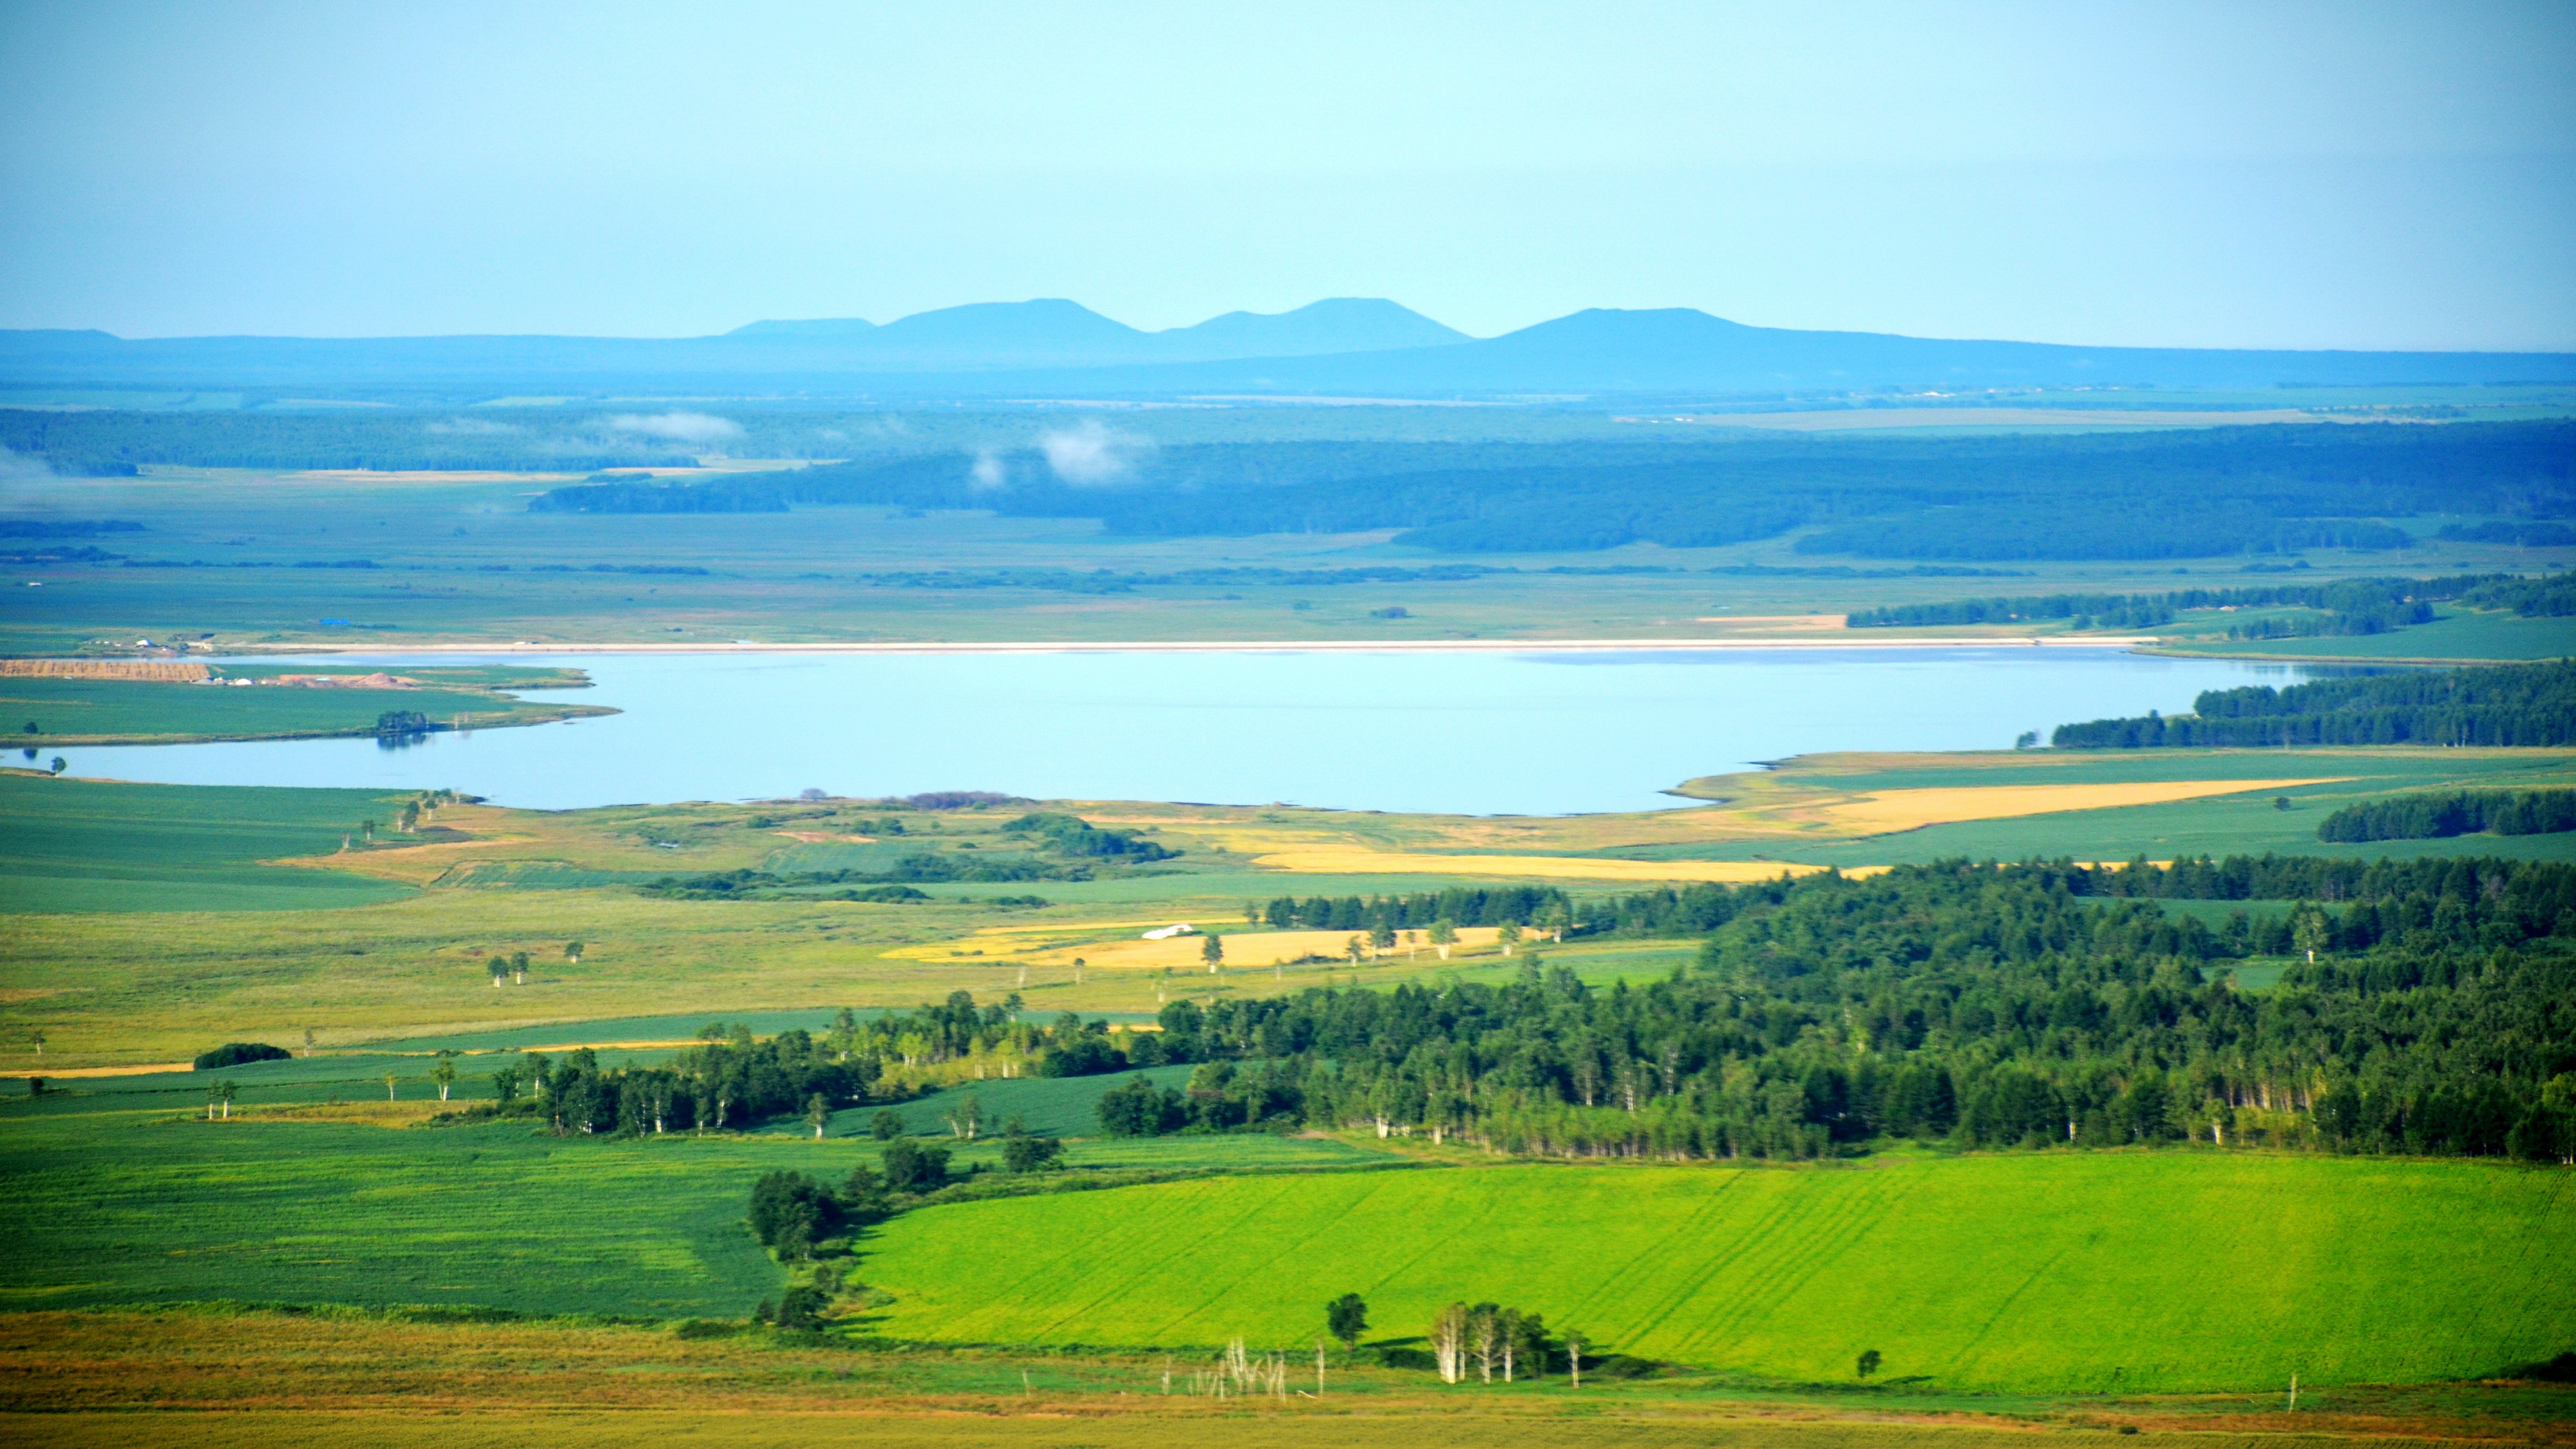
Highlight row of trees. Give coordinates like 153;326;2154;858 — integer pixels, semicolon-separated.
2054;659;2576;748
2318;788;2576;842
1846;572;2559;634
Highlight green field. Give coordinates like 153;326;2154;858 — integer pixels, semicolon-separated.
0;1073;1408;1317
1;664;607;745
0;772;417;913
855;1154;2575;1392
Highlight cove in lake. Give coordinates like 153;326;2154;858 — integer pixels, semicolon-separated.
41;648;2323;817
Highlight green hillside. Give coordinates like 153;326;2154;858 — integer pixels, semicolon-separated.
855;1154;2575;1393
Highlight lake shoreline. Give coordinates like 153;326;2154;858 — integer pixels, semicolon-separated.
198;634;2162;656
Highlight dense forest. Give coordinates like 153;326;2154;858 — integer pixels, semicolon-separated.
2316;788;2576;842
521;858;2576;1164
2052;659;2576;748
530;421;2572;560
1847;572;2574;633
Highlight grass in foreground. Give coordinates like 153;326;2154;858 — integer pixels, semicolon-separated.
1;1307;2570;1449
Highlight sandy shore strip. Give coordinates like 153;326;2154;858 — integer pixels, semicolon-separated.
236;635;2159;656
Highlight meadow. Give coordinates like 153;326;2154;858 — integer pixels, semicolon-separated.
855;1153;2573;1394
0;663;607;746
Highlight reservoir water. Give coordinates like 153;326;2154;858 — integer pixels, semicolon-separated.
41;648;2324;816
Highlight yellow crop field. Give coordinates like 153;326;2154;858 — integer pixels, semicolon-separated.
0;659;209;681
1251;850;1835;883
1819;778;2349;832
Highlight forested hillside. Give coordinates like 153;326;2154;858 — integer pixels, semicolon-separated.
2053;658;2576;747
523;858;2576;1164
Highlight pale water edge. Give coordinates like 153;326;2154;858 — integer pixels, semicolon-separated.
36;647;2324;816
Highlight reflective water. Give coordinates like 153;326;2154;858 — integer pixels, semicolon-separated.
39;648;2319;815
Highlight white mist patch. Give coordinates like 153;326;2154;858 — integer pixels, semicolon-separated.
0;446;55;486
1038;419;1152;485
968;450;1008;491
607;412;744;444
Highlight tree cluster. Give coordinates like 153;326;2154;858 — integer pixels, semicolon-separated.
2318;788;2576;842
2052;658;2576;748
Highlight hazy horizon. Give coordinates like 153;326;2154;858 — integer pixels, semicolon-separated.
3;2;2571;351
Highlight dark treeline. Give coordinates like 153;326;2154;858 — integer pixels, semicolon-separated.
1847;572;2561;634
2318;789;2576;842
1798;510;2410;562
2441;521;2576;548
1257;882;1806;942
2053;658;2576;748
526;422;2574;560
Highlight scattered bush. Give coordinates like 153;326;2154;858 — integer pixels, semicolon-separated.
193;1043;290;1070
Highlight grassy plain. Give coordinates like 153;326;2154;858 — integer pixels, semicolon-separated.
5;451;2568;656
856;1155;2573;1394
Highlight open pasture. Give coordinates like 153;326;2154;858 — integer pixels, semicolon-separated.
854;1153;2574;1394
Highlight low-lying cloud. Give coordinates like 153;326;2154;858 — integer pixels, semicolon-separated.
968;449;1009;491
1038;420;1153;486
0;446;54;486
607;411;744;444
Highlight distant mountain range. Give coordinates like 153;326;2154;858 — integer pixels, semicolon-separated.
4;299;2571;400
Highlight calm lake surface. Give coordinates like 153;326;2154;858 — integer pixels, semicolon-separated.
45;649;2324;815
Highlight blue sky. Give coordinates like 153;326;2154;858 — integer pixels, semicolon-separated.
2;1;2570;348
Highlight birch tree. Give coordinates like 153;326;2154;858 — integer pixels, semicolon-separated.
431;1053;457;1102
1468;1302;1501;1383
1428;1303;1469;1384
